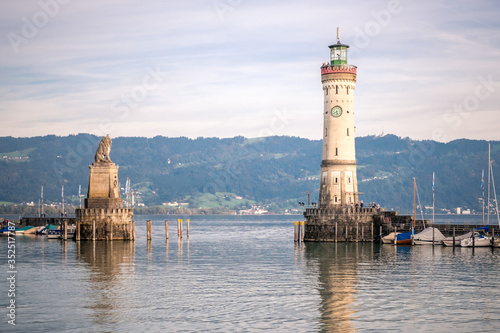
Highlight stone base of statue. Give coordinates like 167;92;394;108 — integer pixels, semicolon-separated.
75;208;134;240
75;136;134;240
85;162;122;209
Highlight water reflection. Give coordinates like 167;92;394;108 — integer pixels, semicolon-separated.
77;241;135;326
304;243;371;332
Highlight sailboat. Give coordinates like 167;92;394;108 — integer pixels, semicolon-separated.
460;229;492;247
394;178;417;245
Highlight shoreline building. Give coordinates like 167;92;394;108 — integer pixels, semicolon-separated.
303;30;391;242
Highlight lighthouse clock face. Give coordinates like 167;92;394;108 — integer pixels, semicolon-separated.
331;105;343;117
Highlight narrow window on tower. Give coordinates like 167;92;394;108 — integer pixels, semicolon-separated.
347;86;349;95
325;127;327;137
335;85;338;94
335;148;338;156
348;177;351;184
326;88;328;95
347;128;349;136
335;177;338;184
334;196;338;203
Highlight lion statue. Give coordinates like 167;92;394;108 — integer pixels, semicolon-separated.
94;135;113;163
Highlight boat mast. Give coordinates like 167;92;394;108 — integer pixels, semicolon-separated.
490;155;500;226
482;169;485;225
488;142;491;225
432;172;435;226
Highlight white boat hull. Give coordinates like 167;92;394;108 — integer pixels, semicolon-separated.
461;237;492;247
413;239;443;245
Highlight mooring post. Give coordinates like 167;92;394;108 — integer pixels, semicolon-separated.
177;219;180;236
147;220;152;240
394;226;397;246
63;220;67;241
432;223;435;247
362;225;365;243
294;221;298;242
356;223;359;243
472;229;475;248
92;219;96;241
165;220;169;239
297;221;302;243
110;221;113;241
453;227;456;248
187;219;190;237
345;225;348;241
180;219;183;238
76;221;80;241
132;220;136;241
335;222;338;243
379;225;382;244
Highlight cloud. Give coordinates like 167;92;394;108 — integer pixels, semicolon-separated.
0;0;499;141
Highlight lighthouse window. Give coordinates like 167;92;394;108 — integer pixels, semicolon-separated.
335;148;338;156
335;85;338;94
347;86;349;95
326;88;328;95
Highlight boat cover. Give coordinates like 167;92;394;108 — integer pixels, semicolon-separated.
414;227;445;242
396;229;414;241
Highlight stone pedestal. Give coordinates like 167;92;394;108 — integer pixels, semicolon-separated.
75;208;133;240
85;162;122;209
76;159;134;240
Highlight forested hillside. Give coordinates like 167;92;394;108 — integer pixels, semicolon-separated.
0;134;498;214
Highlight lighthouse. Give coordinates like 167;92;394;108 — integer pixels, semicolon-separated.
318;28;359;208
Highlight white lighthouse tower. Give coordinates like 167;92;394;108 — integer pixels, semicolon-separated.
318;28;359;208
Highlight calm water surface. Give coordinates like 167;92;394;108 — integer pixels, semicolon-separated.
1;215;500;332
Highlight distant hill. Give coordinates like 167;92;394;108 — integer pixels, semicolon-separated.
0;134;498;214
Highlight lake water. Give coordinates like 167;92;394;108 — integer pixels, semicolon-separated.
1;214;500;332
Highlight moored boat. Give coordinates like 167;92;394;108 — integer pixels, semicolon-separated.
382;232;398;244
47;229;61;239
442;231;472;247
14;226;35;234
413;227;445;245
394;230;414;245
460;232;493;247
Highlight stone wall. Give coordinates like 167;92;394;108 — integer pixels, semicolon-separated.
75;208;133;240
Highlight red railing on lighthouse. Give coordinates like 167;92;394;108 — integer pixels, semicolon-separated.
321;64;357;75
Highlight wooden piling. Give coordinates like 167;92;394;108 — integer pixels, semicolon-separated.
394;226;397;246
165;220;169;239
63;220;67;241
110;221;113;241
92;219;96;241
297;222;301;243
452;227;455;248
132;220;136;240
76;221;80;241
180;219;183;238
362;225;365;242
147;220;152;240
187;219;190;237
177;219;180;237
302;221;305;241
356;223;359;243
294;221;298;242
345;225;348;241
379;225;382;244
335;222;338;243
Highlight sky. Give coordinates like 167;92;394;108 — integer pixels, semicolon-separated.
1;0;500;142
